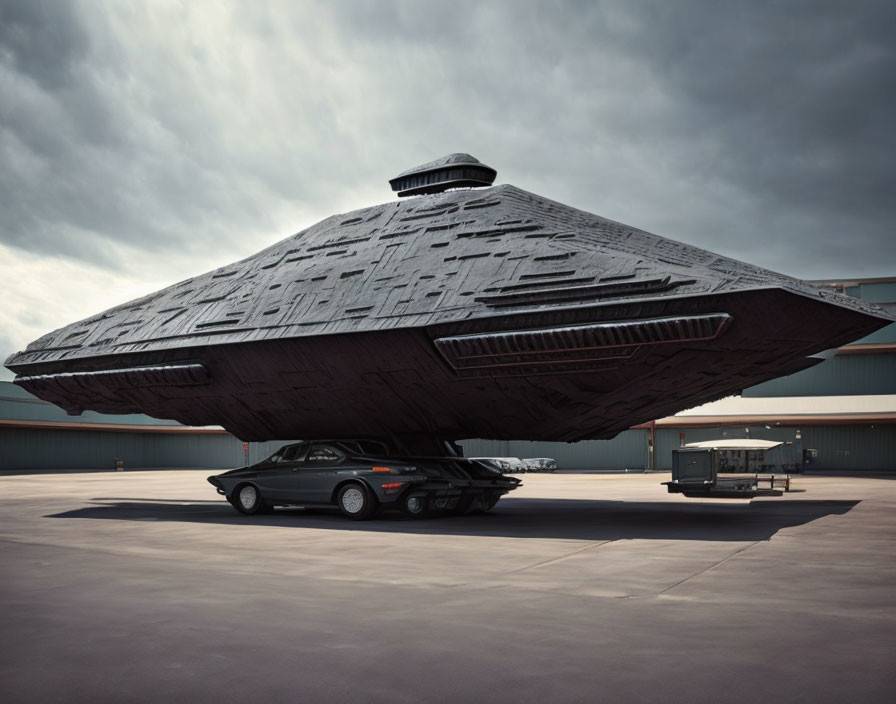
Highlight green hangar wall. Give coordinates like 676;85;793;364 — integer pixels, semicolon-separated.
0;426;242;471
654;425;896;472
0;381;290;471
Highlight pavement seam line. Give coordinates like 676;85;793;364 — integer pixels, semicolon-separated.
498;540;616;575
656;540;763;596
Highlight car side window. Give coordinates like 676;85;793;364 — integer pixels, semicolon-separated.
271;443;307;463
306;445;344;464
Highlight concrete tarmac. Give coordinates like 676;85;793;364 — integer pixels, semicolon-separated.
1;471;894;703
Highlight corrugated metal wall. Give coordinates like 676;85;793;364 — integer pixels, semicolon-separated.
655;426;804;470
802;426;896;471
854;322;896;345
0;428;292;471
3;380;892;471
655;424;896;471
0;380;296;470
0;382;182;426
2;424;894;472
848;282;896;302
743;353;896;397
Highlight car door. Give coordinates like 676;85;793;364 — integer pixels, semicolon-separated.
254;443;310;502
301;444;352;503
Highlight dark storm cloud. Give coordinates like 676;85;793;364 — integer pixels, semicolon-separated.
0;0;128;263
0;1;315;266
0;0;89;91
1;0;894;280
320;0;896;276
623;1;896;265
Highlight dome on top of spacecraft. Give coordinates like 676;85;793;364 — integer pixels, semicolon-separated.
389;153;497;197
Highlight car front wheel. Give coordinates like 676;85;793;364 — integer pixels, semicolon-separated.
233;484;266;515
337;483;378;520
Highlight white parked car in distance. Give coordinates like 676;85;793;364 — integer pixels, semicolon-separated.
472;457;558;473
522;457;558;472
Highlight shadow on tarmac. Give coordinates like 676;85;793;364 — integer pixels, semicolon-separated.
46;496;859;542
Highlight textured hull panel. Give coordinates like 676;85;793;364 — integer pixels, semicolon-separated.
6;185;886;370
5;174;892;443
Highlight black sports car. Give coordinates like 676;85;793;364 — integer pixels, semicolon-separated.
208;440;522;520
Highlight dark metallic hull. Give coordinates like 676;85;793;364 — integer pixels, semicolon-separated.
6;182;892;445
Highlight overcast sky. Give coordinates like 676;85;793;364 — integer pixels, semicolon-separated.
2;0;894;379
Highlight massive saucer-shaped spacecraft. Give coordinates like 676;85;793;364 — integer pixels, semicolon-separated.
5;154;892;453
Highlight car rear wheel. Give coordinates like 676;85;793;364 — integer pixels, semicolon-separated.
337;483;377;520
401;493;429;518
233;483;266;515
450;494;475;515
480;493;501;513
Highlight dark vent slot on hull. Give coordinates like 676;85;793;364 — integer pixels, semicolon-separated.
195;319;240;329
474;276;692;307
16;363;211;393
518;270;577;280
497;276;595;292
308;236;370;251
433;314;732;377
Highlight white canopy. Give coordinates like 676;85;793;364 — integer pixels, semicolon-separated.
682;439;784;450
674;394;896;417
